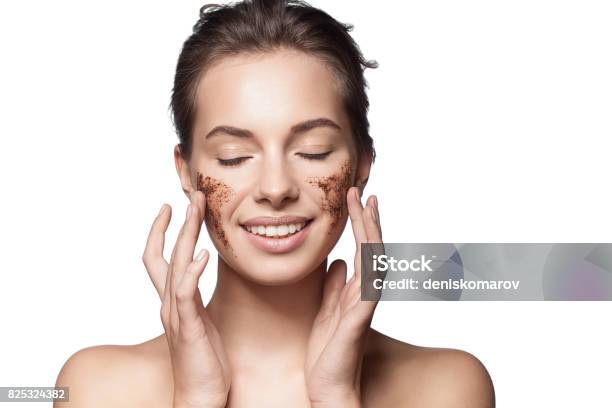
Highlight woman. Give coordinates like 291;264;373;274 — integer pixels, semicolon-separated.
55;1;495;406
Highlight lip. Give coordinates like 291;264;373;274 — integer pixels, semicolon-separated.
241;215;311;227
241;219;313;254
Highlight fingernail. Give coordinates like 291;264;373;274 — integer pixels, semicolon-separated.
354;187;360;202
186;204;192;220
373;195;378;208
158;204;166;216
370;206;377;222
195;249;206;261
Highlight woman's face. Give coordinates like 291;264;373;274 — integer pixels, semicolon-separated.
181;49;367;285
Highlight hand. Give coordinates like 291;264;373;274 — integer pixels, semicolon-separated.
305;187;383;407
142;191;231;408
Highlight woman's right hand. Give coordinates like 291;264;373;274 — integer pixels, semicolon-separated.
142;191;231;408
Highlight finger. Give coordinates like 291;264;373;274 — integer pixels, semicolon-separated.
143;204;171;299
347;187;369;282
343;198;383;330
193;189;207;222
317;259;347;320
341;271;378;330
363;201;382;243
172;192;206;283
169;195;201;339
372;195;382;239
365;195;375;208
347;187;367;249
353;297;379;327
350;253;381;321
366;195;382;240
176;249;210;340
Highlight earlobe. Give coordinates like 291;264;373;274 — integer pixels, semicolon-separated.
174;144;194;198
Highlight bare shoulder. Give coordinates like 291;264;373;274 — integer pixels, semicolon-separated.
54;335;171;408
362;329;495;408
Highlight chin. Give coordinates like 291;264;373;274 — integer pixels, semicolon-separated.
236;260;320;286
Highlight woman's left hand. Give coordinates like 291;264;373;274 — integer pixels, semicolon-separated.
305;186;383;408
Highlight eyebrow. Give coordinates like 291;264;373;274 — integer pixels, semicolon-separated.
203;117;341;140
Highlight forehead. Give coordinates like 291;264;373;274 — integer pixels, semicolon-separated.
194;49;348;135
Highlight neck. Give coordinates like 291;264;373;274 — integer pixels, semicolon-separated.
206;255;327;370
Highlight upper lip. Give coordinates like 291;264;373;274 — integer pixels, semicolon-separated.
241;215;312;227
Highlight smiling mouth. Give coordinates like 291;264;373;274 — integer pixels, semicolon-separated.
241;219;314;239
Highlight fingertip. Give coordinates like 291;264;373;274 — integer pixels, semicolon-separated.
195;248;209;262
366;195;376;208
160;203;172;217
331;258;347;269
158;203;171;217
155;204;172;230
328;259;348;281
192;190;206;217
351;187;363;210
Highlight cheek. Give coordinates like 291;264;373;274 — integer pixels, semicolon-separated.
306;158;353;233
196;172;235;249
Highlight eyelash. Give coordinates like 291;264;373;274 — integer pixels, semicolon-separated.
217;157;251;167
297;151;333;160
217;151;332;167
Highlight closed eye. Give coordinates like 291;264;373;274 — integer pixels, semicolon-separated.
297;151;332;160
217;156;251;167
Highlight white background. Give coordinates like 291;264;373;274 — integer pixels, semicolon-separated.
1;1;611;407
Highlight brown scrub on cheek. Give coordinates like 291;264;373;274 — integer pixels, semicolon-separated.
196;172;234;253
306;159;354;233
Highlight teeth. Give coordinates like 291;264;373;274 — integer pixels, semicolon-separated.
265;226;276;237
245;222;307;238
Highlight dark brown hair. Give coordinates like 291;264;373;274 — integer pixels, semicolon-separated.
170;0;378;163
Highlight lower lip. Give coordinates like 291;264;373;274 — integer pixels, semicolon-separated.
241;221;312;254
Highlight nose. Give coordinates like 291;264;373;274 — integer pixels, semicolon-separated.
253;153;299;208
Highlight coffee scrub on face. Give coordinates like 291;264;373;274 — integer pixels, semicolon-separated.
307;159;354;233
196;172;235;252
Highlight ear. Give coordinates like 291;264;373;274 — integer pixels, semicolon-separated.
174;144;195;199
354;150;373;198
